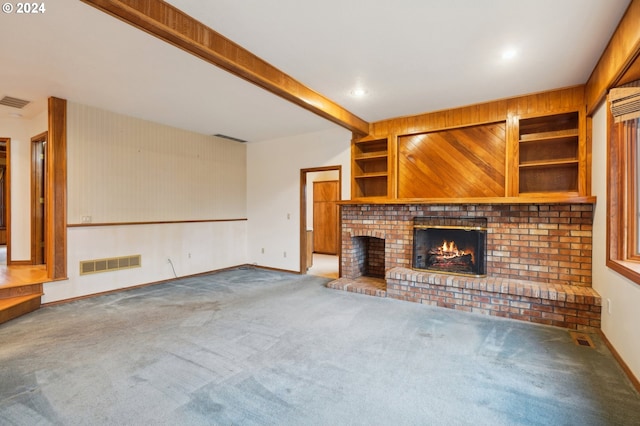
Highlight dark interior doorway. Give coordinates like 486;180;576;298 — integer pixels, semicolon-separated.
0;138;8;265
31;132;47;265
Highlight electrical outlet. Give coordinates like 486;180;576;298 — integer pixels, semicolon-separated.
283;251;287;258
188;253;191;259
81;216;92;223
261;248;265;254
287;213;291;220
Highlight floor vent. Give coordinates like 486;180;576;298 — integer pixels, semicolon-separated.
0;96;31;109
569;331;596;349
80;255;141;275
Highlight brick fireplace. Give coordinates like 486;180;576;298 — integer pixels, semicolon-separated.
329;202;601;330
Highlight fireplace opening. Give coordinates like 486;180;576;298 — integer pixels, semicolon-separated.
413;217;487;277
352;236;385;279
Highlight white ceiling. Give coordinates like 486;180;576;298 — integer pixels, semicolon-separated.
0;0;632;142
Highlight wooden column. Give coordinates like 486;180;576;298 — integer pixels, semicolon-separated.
47;97;67;280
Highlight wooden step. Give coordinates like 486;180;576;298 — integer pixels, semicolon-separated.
0;283;43;300
0;265;47;325
0;265;48;288
0;294;42;325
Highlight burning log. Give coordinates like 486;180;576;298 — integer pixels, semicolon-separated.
426;240;475;273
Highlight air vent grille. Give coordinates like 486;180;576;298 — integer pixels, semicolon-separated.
569;331;596;349
0;96;31;109
213;133;248;143
80;255;142;275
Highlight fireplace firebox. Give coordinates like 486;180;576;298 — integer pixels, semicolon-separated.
413;217;487;277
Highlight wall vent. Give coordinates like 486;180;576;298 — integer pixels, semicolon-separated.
0;96;31;109
213;133;248;143
80;255;141;275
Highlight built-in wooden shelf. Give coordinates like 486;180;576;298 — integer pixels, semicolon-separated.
519;159;580;168
352;137;389;198
518;111;581;195
354;172;388;179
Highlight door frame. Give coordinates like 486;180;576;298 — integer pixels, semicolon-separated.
299;165;342;275
0;137;10;264
31;131;47;265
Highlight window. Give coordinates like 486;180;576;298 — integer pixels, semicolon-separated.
607;83;640;284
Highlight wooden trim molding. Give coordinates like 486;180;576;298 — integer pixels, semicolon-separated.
80;0;370;136
339;196;596;206
585;0;640;114
598;330;640;393
67;218;248;227
47;97;67;280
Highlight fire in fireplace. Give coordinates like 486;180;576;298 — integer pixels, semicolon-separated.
413;217;487;277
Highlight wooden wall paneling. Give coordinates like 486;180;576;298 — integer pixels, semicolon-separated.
363;86;588;201
47;97;67;280
81;0;370;136
507;86;584;118
585;114;593;196
369;98;509;138
618;54;640;86
579;107;589;195
388;134;398;199
585;0;640;114
397;122;506;199
376;85;582;139
505;114;520;196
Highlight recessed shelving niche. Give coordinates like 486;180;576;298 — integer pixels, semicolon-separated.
352;137;388;198
518;111;580;195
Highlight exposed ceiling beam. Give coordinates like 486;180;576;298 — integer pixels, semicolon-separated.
81;0;370;136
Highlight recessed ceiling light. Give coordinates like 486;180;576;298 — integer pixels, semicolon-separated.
502;48;517;60
350;88;368;97
8;112;23;118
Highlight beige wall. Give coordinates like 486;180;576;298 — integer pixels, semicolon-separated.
44;103;248;303
591;101;640;381
67;103;246;223
246;127;351;272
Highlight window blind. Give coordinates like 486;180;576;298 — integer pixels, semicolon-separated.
610;80;640;123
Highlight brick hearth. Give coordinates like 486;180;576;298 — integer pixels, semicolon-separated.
329;202;600;330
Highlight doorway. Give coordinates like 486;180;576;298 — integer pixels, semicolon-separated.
300;166;341;279
31;132;47;265
0;138;8;265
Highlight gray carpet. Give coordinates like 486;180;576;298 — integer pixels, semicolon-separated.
1;267;639;426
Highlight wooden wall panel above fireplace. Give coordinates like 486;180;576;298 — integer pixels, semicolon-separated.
398;122;506;198
351;86;590;203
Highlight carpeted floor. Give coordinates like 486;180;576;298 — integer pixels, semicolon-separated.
1;267;639;425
